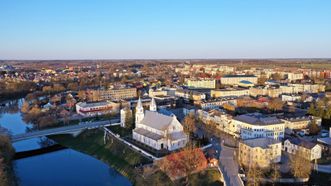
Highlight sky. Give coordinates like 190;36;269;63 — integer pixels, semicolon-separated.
0;0;330;60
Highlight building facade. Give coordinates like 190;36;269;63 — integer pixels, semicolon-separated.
221;75;258;85
283;138;322;161
76;101;116;116
239;138;282;168
132;98;188;151
211;88;249;98
186;79;216;89
281;116;311;130
233;113;285;140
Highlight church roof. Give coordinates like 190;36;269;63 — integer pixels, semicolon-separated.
140;110;179;130
133;128;163;141
169;131;187;141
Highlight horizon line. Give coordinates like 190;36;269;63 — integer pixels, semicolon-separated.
1;57;331;61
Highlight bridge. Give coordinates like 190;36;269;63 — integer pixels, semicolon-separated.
11;118;121;142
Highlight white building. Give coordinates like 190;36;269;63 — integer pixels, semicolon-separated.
197;109;234;134
132;98;188;151
211;88;249;98
281;94;301;102
220;75;258;86
283;138;322;161
186;79;216;89
233;113;285;140
76;101;115;117
175;89;206;101
280;116;311;130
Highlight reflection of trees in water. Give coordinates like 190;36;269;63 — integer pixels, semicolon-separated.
0;99;20;114
108;167;120;179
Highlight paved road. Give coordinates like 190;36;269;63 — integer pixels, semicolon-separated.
209;135;243;186
11;118;120;142
218;142;244;186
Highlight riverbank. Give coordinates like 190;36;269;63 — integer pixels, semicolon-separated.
50;129;150;182
0;135;16;186
50;128;223;185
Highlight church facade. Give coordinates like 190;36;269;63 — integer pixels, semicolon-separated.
132;97;188;151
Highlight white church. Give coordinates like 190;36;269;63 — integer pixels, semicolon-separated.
131;97;188;151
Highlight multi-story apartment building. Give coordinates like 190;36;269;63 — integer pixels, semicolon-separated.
85;88;137;101
220;75;258;85
283;138;322;161
249;83;325;98
239;138;282;168
100;88;137;100
280;72;304;82
280;116;311;130
288;84;325;94
211;88;249;98
233;113;285;140
186;79;216;89
249;86;283;98
149;89;168;97
199;98;237;110
196;109;234;133
175;89;206;101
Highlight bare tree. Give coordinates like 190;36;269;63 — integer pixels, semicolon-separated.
270;163;280;186
268;98;284;112
247;164;264;186
182;113;196;139
290;150;312;179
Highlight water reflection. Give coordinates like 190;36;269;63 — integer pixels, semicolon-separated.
1;99;131;186
15;149;131;186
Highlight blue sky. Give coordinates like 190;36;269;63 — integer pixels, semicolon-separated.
0;0;330;59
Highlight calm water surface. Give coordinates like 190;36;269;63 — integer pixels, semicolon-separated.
0;99;131;186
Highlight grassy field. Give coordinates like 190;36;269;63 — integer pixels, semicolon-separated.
176;168;223;186
49;128;223;185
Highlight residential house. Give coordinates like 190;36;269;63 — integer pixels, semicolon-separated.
283;138;322;161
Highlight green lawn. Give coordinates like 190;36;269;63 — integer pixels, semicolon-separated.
107;125;132;137
176;168;223;186
135;168;223;186
49;129;223;186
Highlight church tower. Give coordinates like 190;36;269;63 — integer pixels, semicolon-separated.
135;97;144;125
150;97;157;112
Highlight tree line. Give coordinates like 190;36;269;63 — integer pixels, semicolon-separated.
0;135;16;186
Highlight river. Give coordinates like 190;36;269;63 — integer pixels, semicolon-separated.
0;99;131;186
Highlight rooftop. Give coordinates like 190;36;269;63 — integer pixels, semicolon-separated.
77;101;111;108
286;138;318;149
239;80;254;84
234;113;283;125
140;110;180;130
223;75;257;78
133;128;163;141
242;138;281;148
